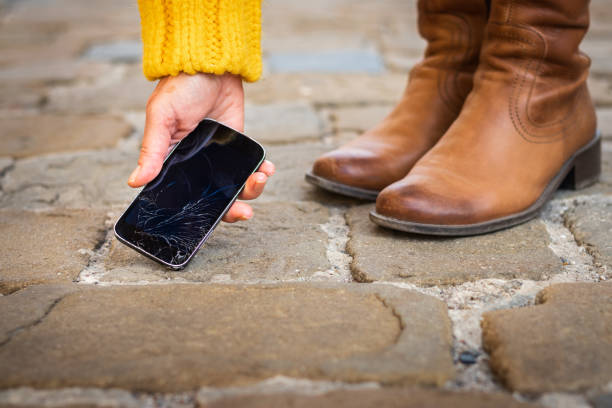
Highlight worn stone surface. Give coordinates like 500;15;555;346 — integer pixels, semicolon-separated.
584;37;612;77
265;50;385;74
245;73;406;105
325;104;394;133
347;205;562;285
0;210;107;294
590;393;612;408
0;284;77;345
103;202;331;283
0;22;86;67
45;65;155;114
262;142;361;205
0;60;112;87
244;102;328;144
590;77;612;107
0;84;46;110
84;40;142;63
0;157;13;174
598;108;612;140
263;30;378;54
0;283;453;391
482;282;612;393
0;387;145;408
200;388;537;408
0;114;131;158
0;149;138;209
563;198;612;274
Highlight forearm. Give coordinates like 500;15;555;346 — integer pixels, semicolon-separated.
138;0;262;82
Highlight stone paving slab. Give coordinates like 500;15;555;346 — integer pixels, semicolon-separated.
0;158;13;174
563;197;612;274
0;283;453;392
199;388;538;408
324;105;394;134
45;64;155;114
0;84;45;110
245;73;406;105
590;77;612;107
0;284;77;345
0;387;146;408
346;205;562;286
0;60;114;89
583;37;612;77
598;108;612;140
265;50;385;75
0;114;131;158
0;24;88;68
0;149;138;209
590;393;612;408
262;142;362;205
103;202;331;284
262;29;378;54
0;209;107;294
244;102;328;145
482;282;612;393
84;40;143;64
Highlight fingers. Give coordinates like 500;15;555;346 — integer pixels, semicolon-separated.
227;160;275;222
222;201;253;223
238;172;267;200
128;103;173;188
258;160;275;177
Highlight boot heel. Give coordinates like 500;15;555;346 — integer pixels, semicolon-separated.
561;134;601;190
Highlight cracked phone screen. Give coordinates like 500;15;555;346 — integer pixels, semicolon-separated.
115;120;265;267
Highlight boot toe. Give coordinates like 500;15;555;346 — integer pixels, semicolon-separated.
312;148;382;190
375;180;480;226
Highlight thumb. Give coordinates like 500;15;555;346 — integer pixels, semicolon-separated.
128;105;173;188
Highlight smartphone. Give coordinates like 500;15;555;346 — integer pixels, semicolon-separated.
114;119;266;270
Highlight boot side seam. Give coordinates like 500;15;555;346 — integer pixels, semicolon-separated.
436;12;479;114
487;29;581;143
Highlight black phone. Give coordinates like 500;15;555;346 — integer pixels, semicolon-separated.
114;119;266;270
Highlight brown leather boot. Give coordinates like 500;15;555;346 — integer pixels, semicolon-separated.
305;0;488;200
372;0;601;235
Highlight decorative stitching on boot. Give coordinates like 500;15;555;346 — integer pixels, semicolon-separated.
488;25;579;143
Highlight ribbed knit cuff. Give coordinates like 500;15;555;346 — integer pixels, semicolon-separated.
138;0;262;82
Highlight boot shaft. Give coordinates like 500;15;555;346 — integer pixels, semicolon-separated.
417;0;488;73
413;0;488;111
480;0;591;80
472;0;595;139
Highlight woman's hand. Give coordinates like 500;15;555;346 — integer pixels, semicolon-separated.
128;72;274;223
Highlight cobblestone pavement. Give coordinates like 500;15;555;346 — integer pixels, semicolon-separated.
1;0;611;407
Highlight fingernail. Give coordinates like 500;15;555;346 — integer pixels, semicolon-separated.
128;166;141;185
240;214;252;221
255;174;266;183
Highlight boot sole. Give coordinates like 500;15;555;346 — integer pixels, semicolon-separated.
369;132;602;236
305;172;380;201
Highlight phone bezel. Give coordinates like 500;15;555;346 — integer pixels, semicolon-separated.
113;118;266;270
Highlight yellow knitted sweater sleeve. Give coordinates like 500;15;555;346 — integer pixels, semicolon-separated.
138;0;262;82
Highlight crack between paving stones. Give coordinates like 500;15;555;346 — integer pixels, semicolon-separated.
542;196;603;280
0;161;15;195
318;207;353;282
76;214;116;285
0;294;66;349
561;205;605;274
